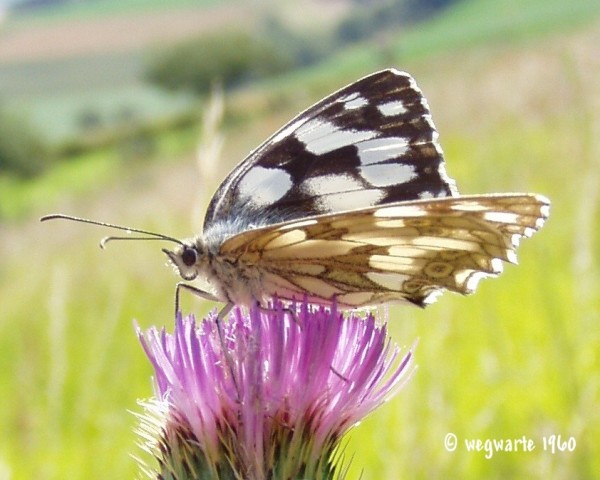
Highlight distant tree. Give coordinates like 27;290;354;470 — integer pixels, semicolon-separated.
144;30;293;96
76;107;103;132
262;15;331;67
336;0;459;44
404;0;457;22
0;105;49;177
13;0;70;13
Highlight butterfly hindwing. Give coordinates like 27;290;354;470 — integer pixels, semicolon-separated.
203;69;457;245
218;194;550;307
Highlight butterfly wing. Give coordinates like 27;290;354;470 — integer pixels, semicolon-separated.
203;69;457;245
218;194;550;308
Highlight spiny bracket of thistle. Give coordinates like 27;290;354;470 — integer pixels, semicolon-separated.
135;299;416;480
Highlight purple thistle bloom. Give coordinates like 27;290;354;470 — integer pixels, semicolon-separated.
136;300;415;480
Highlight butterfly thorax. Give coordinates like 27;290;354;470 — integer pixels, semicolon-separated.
164;235;261;305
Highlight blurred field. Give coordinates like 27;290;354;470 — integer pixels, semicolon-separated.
0;0;350;142
1;1;600;479
0;7;228;63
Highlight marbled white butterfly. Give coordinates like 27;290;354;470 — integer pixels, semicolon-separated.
42;69;549;313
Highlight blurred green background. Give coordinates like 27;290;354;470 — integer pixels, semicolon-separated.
1;0;599;478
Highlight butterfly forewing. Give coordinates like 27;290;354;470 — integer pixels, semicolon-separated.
218;194;549;308
203;69;457;246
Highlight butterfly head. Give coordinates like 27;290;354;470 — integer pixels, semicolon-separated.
162;240;208;282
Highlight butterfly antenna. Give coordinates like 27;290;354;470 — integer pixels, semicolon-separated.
40;213;185;248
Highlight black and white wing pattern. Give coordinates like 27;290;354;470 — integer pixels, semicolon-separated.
202;69;457;246
164;68;549;309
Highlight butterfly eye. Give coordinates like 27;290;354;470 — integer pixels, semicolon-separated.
181;247;197;267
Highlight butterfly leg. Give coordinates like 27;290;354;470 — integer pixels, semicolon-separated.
214;302;241;401
217;302;233;321
255;299;303;327
174;283;241;401
214;303;239;391
174;282;220;316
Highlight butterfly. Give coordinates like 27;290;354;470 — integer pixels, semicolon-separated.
42;69;549;315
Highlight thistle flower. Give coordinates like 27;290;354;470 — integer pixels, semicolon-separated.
135;300;415;480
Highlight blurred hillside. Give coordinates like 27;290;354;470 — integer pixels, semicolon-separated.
0;0;350;142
